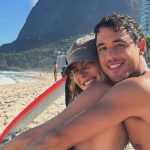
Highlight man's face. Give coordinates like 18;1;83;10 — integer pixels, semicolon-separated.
96;27;141;83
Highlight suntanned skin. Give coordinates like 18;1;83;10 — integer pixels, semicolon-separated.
19;27;150;150
1;61;128;150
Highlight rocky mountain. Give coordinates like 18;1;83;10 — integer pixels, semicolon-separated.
0;0;141;52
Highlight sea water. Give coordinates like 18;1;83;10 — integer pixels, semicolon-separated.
0;71;40;85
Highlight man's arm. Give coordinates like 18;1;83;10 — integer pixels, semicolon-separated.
29;78;149;150
2;82;110;150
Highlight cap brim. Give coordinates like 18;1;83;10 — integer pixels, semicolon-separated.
64;54;97;75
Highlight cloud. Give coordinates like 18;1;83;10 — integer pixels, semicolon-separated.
30;0;38;7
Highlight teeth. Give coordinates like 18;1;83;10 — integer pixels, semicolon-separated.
84;79;93;86
109;64;121;69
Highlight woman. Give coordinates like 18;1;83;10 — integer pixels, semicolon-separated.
2;35;128;150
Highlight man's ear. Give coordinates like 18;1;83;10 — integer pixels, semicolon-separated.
137;39;147;55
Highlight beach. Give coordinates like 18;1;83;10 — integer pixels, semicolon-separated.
0;72;65;134
0;71;134;149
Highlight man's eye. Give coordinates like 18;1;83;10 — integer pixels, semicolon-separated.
115;44;125;48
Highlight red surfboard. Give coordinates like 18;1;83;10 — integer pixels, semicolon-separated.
0;76;67;143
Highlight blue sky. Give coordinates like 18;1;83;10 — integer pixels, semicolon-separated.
0;0;38;46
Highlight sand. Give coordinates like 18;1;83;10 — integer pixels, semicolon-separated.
0;72;65;134
0;72;134;149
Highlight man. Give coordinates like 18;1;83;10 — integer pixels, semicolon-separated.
24;13;150;150
53;61;58;82
2;13;149;150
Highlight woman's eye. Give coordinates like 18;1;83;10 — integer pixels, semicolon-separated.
71;69;79;74
83;62;89;67
98;47;107;52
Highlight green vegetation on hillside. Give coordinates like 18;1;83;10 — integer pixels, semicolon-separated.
0;36;77;71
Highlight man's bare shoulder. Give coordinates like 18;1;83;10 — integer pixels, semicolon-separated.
114;70;150;93
100;71;150;116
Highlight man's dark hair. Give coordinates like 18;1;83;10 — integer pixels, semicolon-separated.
94;13;144;43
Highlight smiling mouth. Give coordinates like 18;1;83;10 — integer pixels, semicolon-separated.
108;62;124;70
84;79;94;86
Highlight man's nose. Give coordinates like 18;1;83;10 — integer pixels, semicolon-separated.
106;47;118;58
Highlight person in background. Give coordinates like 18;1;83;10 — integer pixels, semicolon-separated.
53;61;58;82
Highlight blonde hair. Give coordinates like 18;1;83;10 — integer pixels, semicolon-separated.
68;76;82;104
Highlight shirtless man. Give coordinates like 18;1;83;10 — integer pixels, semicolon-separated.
21;13;150;150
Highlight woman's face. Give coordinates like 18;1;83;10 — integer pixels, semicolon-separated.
70;61;102;90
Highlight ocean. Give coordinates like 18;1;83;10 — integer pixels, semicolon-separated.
0;71;40;85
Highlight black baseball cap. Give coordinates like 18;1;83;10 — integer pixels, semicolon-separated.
65;35;98;74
